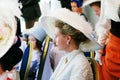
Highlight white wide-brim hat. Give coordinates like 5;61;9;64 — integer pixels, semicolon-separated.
41;8;101;52
82;0;100;7
0;0;21;58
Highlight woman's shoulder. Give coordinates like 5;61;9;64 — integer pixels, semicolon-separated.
73;53;89;65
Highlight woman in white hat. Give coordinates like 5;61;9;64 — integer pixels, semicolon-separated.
41;8;101;80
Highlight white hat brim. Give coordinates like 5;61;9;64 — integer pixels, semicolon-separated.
83;0;100;7
41;8;102;52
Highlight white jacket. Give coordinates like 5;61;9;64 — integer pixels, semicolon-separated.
50;50;93;80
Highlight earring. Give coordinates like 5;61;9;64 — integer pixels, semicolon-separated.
67;41;70;45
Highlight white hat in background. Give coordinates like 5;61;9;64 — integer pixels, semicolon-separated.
82;0;100;7
100;0;120;22
40;0;61;16
27;22;47;42
41;8;102;52
0;0;21;58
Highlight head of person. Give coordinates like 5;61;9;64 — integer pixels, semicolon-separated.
90;1;101;16
27;22;47;51
41;8;102;52
71;0;83;14
54;20;88;52
83;0;101;16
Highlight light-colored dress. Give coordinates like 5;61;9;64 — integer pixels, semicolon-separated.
50;49;93;80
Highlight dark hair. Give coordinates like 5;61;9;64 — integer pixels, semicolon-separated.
55;20;88;46
36;39;43;51
90;1;101;8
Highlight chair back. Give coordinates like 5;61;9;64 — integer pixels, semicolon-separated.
87;57;100;80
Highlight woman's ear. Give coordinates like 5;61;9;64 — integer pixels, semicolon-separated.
66;35;71;45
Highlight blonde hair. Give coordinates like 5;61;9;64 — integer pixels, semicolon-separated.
55;20;88;46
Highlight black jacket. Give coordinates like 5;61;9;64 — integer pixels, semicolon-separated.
19;0;41;21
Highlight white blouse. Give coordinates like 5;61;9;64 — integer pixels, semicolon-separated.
50;49;93;80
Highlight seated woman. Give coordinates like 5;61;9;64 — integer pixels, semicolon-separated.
41;8;101;80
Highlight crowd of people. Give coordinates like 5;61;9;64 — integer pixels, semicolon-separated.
0;0;120;80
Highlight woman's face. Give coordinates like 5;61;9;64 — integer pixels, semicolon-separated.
28;35;37;49
53;28;67;51
91;5;101;16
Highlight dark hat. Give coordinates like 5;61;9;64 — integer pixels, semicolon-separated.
71;0;83;7
0;44;23;71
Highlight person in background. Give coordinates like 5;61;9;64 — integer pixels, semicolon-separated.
83;0;111;65
19;0;41;29
19;22;52;80
95;0;120;80
41;8;102;80
71;0;87;21
89;0;101;16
